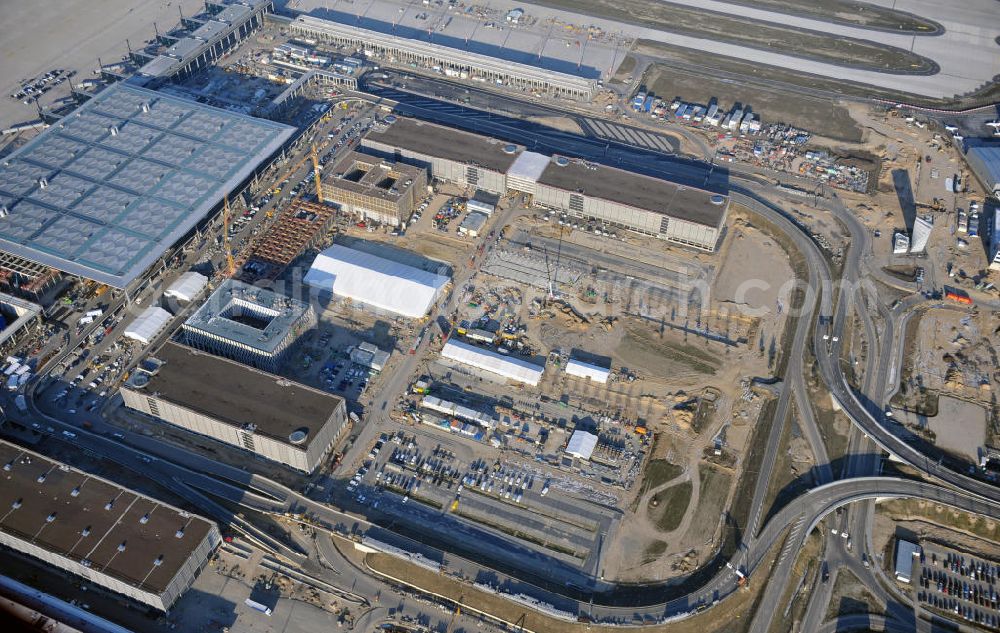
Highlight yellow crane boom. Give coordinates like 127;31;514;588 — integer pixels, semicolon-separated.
222;196;235;277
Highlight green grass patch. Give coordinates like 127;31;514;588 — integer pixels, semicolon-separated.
647;481;693;532
638;459;683;497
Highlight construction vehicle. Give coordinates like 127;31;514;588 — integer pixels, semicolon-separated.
450;497;459;512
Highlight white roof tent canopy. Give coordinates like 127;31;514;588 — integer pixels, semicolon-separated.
124;306;173;346
304;244;450;318
441;339;544;386
565;358;610;384
565;430;598;460
163;271;208;302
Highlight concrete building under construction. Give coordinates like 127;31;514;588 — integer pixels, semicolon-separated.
241;199;336;282
181;279;314;371
323;151;427;226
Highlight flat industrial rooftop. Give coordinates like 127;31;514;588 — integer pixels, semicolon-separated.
537;158;729;228
0;439;215;595
0;83;295;287
142;341;344;447
365;118;522;173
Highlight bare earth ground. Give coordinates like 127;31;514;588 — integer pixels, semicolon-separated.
639;61;865;143
0;0;206;129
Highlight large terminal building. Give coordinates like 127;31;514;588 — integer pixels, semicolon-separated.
286;7;602;100
363;118;729;251
0;439;220;611
0;82;294;293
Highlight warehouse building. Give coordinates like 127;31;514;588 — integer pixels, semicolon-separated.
323;151;427;226
0;293;42;356
122;341;348;472
964;141;1000;195
362;118;521;195
304;243;450;318
0;439;220;611
529;156;728;251
287;14;597;100
440;339;544;386
0;83;295;289
181;279;314;372
362;118;729;251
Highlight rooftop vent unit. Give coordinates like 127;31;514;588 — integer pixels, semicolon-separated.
81;525;91;537
175;527;185;539
555;156;570;167
139;513;150;525
109;126;119;136
153;554;164;566
104;499;114;511
37;177;48;189
710;194;726;205
11;498;22;510
502;144;517;154
71;486;80;497
45;512;56;523
3;462;11;471
36;473;46;483
141;102;150;113
0;206;9;219
117;541;127;553
289;428;309;445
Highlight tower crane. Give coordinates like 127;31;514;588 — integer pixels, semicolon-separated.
445;596;463;633
222;195;235;277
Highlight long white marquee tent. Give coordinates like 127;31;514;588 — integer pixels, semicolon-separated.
123;306;173;346
565;358;610;384
441;339;544;386
304;245;450;318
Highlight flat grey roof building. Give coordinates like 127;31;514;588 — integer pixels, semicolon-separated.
536;158;728;229
0;83;295;288
137;341;342;445
365;118;522;173
0;439;219;611
183;279;311;355
128;341;346;461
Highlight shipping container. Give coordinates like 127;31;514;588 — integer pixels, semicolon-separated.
643;95;654;112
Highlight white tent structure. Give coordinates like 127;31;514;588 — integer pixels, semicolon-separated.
565;358;610;384
565;430;598;460
909;216;932;253
124;307;173;346
304;245;450;318
163;272;208;302
441;339;544;386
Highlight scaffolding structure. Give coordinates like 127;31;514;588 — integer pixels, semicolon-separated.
239;200;336;282
0;254;62;300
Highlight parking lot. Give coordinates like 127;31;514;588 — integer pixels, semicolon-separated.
912;543;1000;629
342;424;620;572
